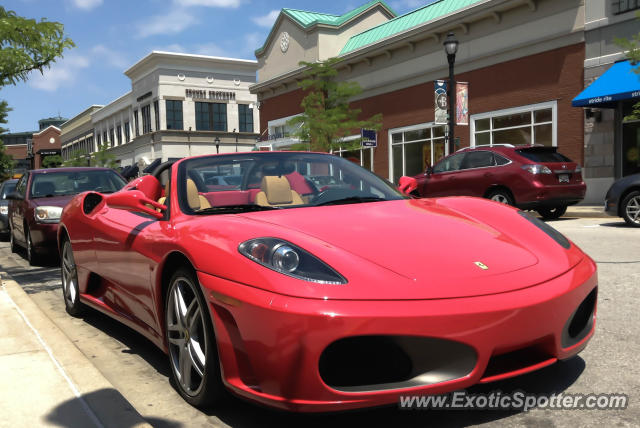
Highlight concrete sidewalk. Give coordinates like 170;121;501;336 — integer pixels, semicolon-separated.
566;204;610;218
0;274;151;428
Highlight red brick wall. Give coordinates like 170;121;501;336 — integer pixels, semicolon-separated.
259;43;585;178
32;127;61;169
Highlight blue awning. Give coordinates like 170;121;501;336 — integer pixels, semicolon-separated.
572;60;640;107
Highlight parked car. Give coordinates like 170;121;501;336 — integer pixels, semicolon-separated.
58;152;596;412
604;172;640;227
7;167;126;264
0;178;18;238
402;144;586;219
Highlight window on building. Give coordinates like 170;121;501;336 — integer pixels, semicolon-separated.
134;110;139;137
96;131;101;146
238;104;253;133
334;146;374;172
109;128;115;147
471;101;556;148
142;104;152;134
124;121;130;142
116;124;122;145
166;100;183;130
612;0;640;14
195;102;227;131
389;124;447;183
154;100;160;131
103;132;107;147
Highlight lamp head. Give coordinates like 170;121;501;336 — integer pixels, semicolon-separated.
443;32;459;56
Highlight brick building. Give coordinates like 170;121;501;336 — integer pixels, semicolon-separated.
250;0;640;203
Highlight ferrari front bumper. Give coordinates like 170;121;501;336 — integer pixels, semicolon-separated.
198;255;597;412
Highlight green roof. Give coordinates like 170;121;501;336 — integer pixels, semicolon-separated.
340;0;485;55
255;1;396;56
283;0;394;28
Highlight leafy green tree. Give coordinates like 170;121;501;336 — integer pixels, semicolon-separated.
42;154;62;168
0;100;16;178
92;142;117;168
0;7;75;86
614;11;640;121
287;58;382;152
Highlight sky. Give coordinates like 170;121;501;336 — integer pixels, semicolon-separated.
1;0;432;133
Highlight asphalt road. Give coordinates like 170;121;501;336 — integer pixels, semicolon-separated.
0;215;638;428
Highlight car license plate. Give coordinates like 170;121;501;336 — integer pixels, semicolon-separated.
558;174;569;183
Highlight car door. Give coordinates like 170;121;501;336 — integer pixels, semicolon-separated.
9;173;29;245
418;152;465;197
455;150;497;196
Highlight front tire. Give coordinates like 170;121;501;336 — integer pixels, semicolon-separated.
25;225;40;266
165;268;225;408
537;205;568;220
9;227;17;253
621;191;640;227
61;240;83;317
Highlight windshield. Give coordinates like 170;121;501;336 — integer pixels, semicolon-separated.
1;181;17;199
30;170;127;198
178;152;407;214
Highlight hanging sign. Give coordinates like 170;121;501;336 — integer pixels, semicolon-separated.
435;80;448;124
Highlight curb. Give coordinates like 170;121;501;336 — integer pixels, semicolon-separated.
565;206;611;219
0;272;152;428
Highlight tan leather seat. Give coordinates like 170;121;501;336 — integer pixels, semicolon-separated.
186;178;211;210
255;176;304;207
157;181;170;206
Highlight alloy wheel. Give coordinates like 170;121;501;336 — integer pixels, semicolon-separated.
491;194;509;204
62;242;77;307
167;276;208;397
624;195;640;226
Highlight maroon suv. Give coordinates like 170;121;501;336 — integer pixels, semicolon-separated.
7;167;126;265
407;145;586;219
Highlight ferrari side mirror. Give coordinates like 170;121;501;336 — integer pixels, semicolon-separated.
397;176;418;195
105;190;166;219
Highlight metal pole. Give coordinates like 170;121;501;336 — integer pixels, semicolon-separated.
447;54;456;155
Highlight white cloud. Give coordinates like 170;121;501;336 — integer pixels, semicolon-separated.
194;42;227;57
29;55;90;92
91;45;129;69
71;0;103;10
251;10;279;28
136;9;197;38
174;0;242;7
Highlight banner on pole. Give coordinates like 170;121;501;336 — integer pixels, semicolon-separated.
434;80;448;125
456;81;469;125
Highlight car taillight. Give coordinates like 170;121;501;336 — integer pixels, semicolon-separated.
521;164;552;175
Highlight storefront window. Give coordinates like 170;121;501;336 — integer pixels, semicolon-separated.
389;124;446;183
238;104;253;132
166;100;183;130
195;102;226;131
622;100;640;176
333;146;374;171
471;101;556;147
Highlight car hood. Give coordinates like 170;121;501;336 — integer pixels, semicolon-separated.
184;197;585;300
32;195;76;208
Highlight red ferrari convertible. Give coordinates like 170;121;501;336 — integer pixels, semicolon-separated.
58;152;597;412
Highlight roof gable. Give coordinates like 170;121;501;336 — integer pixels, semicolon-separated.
255;1;396;57
340;0;485;55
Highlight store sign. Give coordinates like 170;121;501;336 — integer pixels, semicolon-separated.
434;80;448;124
39;150;59;156
361;129;377;147
456;82;469;125
185;89;236;101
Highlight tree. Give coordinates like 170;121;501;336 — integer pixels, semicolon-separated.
0;100;16;178
92;142;117;168
287;58;382;152
42;154;62;168
0;7;75;86
614;11;640;121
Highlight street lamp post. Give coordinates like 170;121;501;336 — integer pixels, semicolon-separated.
214;136;220;154
443;32;459;156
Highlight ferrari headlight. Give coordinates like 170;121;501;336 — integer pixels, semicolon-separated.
35;206;63;223
518;211;570;249
0;206;7;215
239;238;347;284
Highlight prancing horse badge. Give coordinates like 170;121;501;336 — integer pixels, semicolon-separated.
474;261;489;270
